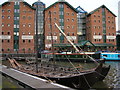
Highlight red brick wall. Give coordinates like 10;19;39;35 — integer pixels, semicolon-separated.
44;2;77;50
86;7;116;46
19;2;35;53
1;2;14;53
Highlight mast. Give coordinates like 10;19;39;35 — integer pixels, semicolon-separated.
35;3;39;73
55;23;98;63
49;11;55;65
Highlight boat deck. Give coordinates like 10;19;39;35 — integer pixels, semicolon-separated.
0;64;71;89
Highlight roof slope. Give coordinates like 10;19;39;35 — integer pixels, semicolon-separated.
87;5;116;17
45;0;78;13
0;1;35;10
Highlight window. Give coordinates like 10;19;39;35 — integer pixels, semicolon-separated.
2;10;4;13
15;2;19;5
54;18;57;21
54;5;56;8
54;11;56;14
72;19;74;22
112;27;114;29
8;16;11;19
94;26;96;29
28;16;31;20
2;49;4;51
8;32;10;35
22;32;25;35
98;20;100;23
2;23;4;27
72;13;74;16
67;19;70;22
2;32;4;35
7;24;10;27
23;24;26;27
14;9;19;13
108;27;110;29
59;4;63;8
8;49;10;51
8;10;11;13
28;24;31;27
67;33;70;36
67;13;69;15
59;19;64;22
28;40;31;43
67;26;70;29
59;11;64;15
7;40;10;43
22;16;26;19
23;40;25;43
23;10;26;13
72;33;74;36
72;26;74;29
14;24;19;28
98;26;100;29
14;17;19;20
2;16;4;19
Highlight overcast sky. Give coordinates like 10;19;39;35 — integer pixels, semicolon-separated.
0;0;119;30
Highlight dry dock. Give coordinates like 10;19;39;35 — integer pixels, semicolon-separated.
0;65;72;89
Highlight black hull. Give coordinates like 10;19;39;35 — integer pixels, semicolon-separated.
45;63;110;88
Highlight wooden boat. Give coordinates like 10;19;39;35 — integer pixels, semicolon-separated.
8;58;110;88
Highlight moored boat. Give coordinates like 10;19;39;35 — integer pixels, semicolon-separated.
95;52;120;61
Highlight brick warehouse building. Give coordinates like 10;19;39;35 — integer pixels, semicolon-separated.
0;0;36;54
86;5;116;51
0;0;117;56
44;0;78;51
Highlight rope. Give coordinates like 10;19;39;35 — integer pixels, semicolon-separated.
56;44;92;88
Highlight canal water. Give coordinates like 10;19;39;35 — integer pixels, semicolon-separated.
1;60;120;89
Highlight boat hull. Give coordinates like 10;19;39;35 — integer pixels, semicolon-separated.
44;63;110;88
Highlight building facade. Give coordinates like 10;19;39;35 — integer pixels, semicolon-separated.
32;0;45;51
44;0;78;51
76;6;87;43
86;5;116;51
0;0;36;54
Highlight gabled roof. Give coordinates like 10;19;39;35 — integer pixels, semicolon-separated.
0;2;10;8
87;5;116;17
0;1;36;10
76;6;87;13
23;2;36;10
32;0;45;6
77;40;95;46
45;0;78;13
